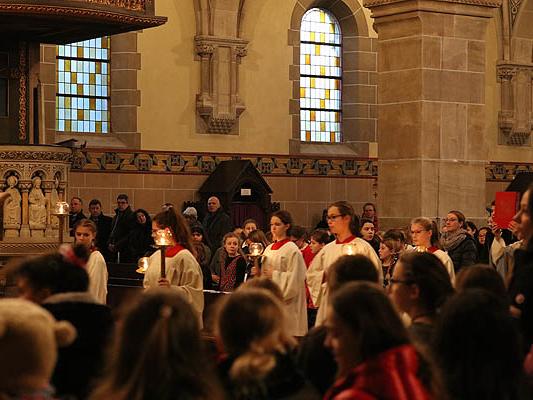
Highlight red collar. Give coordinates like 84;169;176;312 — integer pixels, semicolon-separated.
271;238;291;250
428;246;439;253
336;235;356;244
165;244;185;257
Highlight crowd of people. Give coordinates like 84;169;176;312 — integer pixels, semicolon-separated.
2;187;533;399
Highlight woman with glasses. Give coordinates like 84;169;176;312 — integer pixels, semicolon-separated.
441;210;478;273
389;252;454;348
307;201;382;327
411;217;455;282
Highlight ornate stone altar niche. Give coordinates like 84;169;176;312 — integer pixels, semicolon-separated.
0;145;71;256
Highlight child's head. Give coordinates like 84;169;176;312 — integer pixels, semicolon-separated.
242;219;258;238
223;232;241;256
247;229;269;247
0;298;76;394
290;225;308;249
74;219;97;248
310;229;330;254
10;245;90;304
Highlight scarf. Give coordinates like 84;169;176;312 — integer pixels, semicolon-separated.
441;229;468;251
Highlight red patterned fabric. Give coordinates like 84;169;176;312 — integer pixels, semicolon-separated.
324;345;432;400
220;255;242;292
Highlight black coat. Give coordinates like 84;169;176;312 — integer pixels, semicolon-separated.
203;209;233;252
508;248;533;348
42;293;114;400
90;213;113;259
448;236;478;273
69;210;86;235
108;206;135;252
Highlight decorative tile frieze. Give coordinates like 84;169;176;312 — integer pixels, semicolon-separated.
71;149;378;178
486;162;533;181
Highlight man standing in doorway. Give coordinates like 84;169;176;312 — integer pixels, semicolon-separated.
202;196;232;252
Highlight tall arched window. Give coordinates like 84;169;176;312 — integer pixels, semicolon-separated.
56;37;110;133
300;8;342;143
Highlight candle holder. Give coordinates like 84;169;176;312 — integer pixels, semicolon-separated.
341;243;357;256
52;201;70;244
136;257;150;274
154;228;173;279
247;242;264;278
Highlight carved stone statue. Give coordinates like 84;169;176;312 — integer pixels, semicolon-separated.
29;176;47;229
3;175;21;228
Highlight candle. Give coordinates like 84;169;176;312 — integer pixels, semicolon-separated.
342;243;357;256
249;242;264;257
136;257;150;274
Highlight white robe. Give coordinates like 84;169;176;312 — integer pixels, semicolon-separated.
262;241;308;336
86;250;108;304
143;249;204;326
433;249;455;284
307;237;382;326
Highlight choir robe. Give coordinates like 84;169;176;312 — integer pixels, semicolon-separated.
432;249;456;284
307;237;382;327
86;250;108;304
143;248;204;326
262;240;308;337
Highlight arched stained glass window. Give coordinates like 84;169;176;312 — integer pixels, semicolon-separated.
300;8;342;143
56;37;110;133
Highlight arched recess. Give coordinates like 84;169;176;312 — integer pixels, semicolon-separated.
193;0;248;134
289;0;377;153
496;0;533;146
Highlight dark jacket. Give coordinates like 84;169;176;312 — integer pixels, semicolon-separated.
203;208;233;252
108;206;135;255
508;248;533;348
218;352;320;400
89;213;113;259
122;209;154;263
448;235;478;273
69;210;86;235
42;292;114;400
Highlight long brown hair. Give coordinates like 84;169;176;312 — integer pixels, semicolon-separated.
90;290;223;400
328;200;360;236
153;208;194;254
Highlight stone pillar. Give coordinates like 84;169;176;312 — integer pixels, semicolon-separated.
43;181;53;238
19;181;31;238
364;0;501;228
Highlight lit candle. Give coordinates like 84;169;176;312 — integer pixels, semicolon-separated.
342;243;357;256
136;257;150;274
249;242;264;257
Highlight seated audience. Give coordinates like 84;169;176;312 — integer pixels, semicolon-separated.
90;290;223;400
434;289;530;400
241;218;258;253
10;245;114;400
389;252;454;347
88;199;112;260
183;206;198;225
245;229;270;279
124;208;154;262
441;210;478;273
74;219;108;304
108;194;135;263
379;232;403;288
210;232;247;292
191;224;213;289
324;282;437;400
216;288;320;400
362;202;379;232
69;196;86;235
203;196;233;253
0;299;76;400
360;218;380;256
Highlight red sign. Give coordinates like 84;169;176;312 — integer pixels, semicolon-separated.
494;192;519;229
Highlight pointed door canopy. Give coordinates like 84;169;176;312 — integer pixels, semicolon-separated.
0;0;166;44
506;172;533;194
198;160;273;213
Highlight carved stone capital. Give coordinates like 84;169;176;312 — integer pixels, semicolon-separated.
195;41;215;56
18;181;32;192
235;46;247;58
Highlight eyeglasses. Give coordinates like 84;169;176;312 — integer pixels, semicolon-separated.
389;278;415;285
445;218;458;222
327;214;344;221
117;201;128;204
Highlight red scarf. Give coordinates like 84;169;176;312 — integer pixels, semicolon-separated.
271;238;291;250
324;345;431;400
336;235;356;244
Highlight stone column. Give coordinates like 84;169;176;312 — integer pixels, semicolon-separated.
43;180;53;238
364;0;501;228
19;181;31;238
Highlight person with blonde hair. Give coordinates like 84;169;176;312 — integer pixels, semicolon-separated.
91;290;223;400
216;288;319;399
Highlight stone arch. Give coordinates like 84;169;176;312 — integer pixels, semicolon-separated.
3;169;22;181
288;0;377;151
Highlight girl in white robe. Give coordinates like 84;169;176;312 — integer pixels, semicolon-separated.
74;219;108;304
262;210;308;337
307;201;382;327
410;217;455;283
143;208;204;326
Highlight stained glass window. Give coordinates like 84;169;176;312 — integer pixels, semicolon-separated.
300;8;342;143
56;37;110;133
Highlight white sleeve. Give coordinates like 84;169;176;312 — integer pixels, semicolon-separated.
273;249;306;302
306;251;325;306
87;252;108;304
